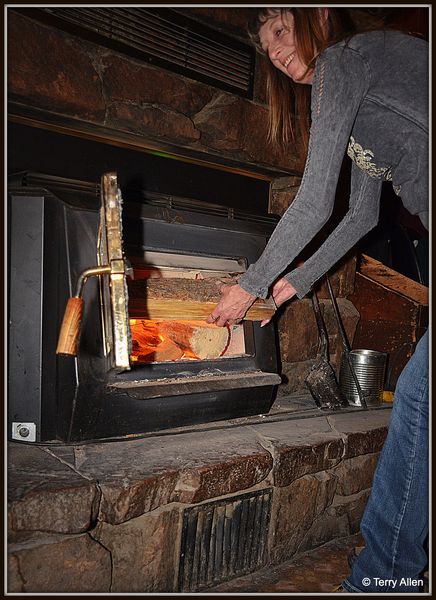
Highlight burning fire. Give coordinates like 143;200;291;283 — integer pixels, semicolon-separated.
130;319;231;363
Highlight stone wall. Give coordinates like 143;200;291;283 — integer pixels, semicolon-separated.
8;410;389;593
8;9;304;174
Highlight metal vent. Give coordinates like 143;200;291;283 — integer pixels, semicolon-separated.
33;7;255;97
178;488;272;592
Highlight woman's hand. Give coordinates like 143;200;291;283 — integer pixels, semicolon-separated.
270;277;297;307
206;283;256;327
260;277;297;327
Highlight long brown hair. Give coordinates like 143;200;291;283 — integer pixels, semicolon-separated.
248;8;366;154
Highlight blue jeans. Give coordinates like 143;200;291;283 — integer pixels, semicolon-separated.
343;330;429;593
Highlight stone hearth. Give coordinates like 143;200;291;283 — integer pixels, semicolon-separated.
8;396;391;593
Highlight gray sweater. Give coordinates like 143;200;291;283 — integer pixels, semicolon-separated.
239;30;428;299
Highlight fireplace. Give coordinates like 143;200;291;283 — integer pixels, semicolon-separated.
8;126;282;443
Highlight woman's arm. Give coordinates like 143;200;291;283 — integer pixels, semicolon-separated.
239;46;370;299
285;164;382;297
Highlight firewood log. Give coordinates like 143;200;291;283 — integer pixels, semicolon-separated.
158;321;230;359
132;337;184;362
130;320;161;348
128;278;275;321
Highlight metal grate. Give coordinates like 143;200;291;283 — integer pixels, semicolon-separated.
178;488;272;592
32;7;255;98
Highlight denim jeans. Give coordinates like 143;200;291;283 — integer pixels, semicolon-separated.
343;330;429;593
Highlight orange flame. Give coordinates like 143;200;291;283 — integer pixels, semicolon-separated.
130;319;224;363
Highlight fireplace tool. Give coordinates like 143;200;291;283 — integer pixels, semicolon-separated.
325;274;369;409
304;286;348;410
56;171;132;368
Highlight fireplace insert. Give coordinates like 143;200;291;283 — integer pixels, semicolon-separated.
8;171;281;442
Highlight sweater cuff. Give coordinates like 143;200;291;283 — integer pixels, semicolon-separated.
285;268;313;299
238;268;269;299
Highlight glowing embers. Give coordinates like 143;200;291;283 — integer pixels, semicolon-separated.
130;319;246;363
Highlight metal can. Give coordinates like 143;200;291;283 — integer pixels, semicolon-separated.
339;349;387;407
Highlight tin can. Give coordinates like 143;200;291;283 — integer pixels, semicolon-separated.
339;349;387;407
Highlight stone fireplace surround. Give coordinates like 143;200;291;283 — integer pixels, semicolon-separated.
7;7;401;593
8;406;390;593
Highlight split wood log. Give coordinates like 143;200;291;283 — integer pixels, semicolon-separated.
158;321;230;359
130;320;162;349
130;320;184;362
133;337;184;362
130;319;230;360
128;278;276;321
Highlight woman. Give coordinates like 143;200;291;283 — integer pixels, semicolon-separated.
207;8;428;594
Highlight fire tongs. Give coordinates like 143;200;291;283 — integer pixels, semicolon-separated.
304;285;348;410
56;172;132;369
305;274;369;410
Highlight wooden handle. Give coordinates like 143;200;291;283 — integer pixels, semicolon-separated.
56;297;84;356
